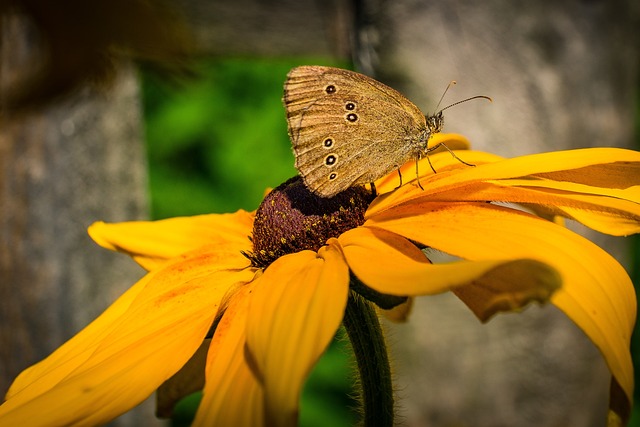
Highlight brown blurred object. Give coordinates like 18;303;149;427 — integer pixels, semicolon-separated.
179;0;353;58
0;1;195;425
0;0;194;116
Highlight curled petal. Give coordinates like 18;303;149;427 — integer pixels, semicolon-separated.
451;259;561;321
246;243;349;427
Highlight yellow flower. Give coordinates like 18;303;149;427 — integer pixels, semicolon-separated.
0;134;637;426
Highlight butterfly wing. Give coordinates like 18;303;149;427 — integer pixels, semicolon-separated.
284;66;427;197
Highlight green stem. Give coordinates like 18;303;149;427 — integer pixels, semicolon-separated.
342;290;394;427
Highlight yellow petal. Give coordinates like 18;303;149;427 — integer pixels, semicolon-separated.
369;201;636;421
487;178;640;201
448;147;640;185
555;205;640;235
407;180;640;236
340;227;559;320
193;282;264;427
0;249;255;426
88;210;254;270
533;149;640;189
246;243;349;427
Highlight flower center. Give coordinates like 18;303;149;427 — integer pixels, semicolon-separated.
245;176;375;268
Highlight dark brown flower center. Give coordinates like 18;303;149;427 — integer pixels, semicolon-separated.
245;176;374;268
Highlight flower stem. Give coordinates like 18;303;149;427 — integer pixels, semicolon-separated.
343;290;394;426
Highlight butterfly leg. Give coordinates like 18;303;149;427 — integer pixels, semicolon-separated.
369;181;377;197
394;168;403;190
415;156;425;190
426;142;475;168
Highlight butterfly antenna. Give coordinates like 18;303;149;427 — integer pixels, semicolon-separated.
433;80;457;112
440;95;492;112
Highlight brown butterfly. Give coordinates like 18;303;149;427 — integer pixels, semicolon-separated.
283;65;489;198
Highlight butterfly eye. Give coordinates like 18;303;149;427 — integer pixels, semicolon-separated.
325;85;336;94
325;154;337;166
323;138;334;148
346;113;358;123
345;102;356;111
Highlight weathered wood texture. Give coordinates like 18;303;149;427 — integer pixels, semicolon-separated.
0;14;159;426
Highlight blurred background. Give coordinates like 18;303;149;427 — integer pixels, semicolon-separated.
1;1;638;426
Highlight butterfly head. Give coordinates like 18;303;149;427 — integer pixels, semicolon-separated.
425;111;444;135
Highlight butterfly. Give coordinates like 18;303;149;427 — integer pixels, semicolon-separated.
283;65;489;198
